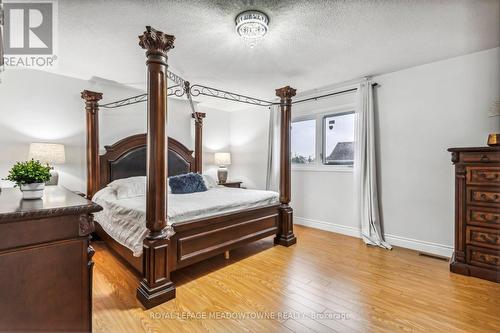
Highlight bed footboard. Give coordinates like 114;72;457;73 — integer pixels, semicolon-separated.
171;204;280;270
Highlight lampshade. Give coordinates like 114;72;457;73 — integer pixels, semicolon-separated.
29;143;66;164
214;152;231;166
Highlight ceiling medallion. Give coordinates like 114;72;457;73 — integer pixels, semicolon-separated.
235;10;269;48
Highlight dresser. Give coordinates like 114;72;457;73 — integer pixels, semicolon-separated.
448;147;500;282
0;186;102;332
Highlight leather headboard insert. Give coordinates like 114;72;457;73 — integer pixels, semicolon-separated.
99;134;196;189
109;146;192;182
168;150;192;177
109;146;147;182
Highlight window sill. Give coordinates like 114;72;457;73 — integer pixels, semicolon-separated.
291;165;353;173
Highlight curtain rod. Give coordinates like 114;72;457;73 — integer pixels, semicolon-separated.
290;83;378;106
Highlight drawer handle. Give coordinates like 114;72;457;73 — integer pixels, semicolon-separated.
480;155;490;162
478;233;499;244
478;254;500;265
479;214;499;222
476;172;499;181
480;193;499;201
474;251;500;265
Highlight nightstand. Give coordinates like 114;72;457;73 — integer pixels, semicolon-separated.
219;181;243;188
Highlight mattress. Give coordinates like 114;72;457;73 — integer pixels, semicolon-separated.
92;187;279;256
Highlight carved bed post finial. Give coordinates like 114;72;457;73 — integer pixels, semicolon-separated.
137;26;176;309
192;112;206;173
138;26;175;56
274;86;297;247
81;90;103;199
276;86;297;103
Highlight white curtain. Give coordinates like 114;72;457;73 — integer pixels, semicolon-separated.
266;105;280;191
354;80;391;249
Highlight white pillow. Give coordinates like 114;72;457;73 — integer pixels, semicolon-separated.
108;176;146;199
202;174;218;189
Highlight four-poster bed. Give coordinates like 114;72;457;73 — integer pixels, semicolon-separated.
82;26;297;309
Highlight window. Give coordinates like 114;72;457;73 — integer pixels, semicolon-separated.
291;119;315;164
323;112;355;165
291;109;355;169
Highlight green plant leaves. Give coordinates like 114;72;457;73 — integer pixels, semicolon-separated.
4;159;52;186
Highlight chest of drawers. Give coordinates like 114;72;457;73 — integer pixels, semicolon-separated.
0;186;102;331
448;147;500;282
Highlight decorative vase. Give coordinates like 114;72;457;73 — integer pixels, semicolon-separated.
217;166;228;184
20;183;45;200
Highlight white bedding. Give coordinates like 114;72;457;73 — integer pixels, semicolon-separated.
93;187;279;256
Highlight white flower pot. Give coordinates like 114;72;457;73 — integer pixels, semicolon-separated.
20;183;45;200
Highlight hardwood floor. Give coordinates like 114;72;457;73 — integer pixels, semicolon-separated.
92;225;500;333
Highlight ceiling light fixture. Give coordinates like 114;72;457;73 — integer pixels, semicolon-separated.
235;10;269;48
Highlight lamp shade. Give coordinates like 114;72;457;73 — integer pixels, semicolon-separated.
29;143;66;164
214;152;231;166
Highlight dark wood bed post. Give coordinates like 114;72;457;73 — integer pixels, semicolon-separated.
136;26;176;309
192;111;206;173
275;86;297;247
81;90;103;198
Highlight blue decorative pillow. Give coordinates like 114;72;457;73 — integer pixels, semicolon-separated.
168;172;207;194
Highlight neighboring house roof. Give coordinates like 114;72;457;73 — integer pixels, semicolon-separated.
327;142;354;161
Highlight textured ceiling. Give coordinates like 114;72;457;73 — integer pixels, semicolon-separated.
52;0;499;109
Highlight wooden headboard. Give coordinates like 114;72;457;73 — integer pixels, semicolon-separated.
97;133;195;192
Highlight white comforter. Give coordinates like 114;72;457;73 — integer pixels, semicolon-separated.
93;187;279;256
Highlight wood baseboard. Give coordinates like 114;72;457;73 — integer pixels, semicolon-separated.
295;216;453;258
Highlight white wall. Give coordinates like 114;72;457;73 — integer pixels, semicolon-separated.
0;69;231;192
374;47;500;254
229;47;500;256
229;107;271;189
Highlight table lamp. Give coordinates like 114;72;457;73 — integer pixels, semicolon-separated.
29;143;66;185
214;152;231;184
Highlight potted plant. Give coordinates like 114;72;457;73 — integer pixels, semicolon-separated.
5;159;52;199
